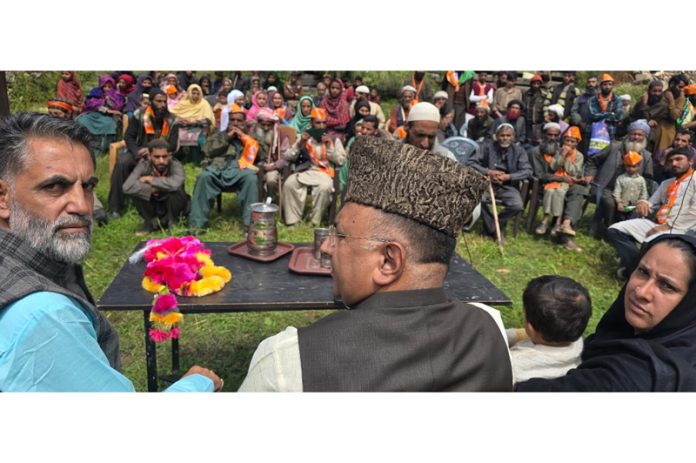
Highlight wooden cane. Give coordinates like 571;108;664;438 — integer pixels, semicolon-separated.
488;181;505;256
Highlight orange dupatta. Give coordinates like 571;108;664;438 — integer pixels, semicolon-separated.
306;139;334;178
543;149;576;190
656;168;694;224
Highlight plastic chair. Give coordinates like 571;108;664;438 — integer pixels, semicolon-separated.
459;113;474;137
441;136;479;165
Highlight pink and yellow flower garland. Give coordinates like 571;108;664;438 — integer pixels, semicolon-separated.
141;236;232;343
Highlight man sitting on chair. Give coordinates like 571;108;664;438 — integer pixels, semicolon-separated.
608;147;696;278
188;104;259;233
249;108;291;203
282;108;346;227
467;123;533;242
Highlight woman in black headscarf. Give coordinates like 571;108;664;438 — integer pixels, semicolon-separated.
345;99;371;144
517;233;696;392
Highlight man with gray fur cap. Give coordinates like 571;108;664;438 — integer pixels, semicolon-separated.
239;136;512;392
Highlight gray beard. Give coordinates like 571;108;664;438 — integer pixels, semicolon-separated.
624;139;647;153
541;141;560;155
9;199;92;264
254;126;274;146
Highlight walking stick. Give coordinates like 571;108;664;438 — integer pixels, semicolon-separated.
488;181;505;256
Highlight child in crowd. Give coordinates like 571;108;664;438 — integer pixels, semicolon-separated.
506;275;592;384
212;91;228;130
613;151;648;222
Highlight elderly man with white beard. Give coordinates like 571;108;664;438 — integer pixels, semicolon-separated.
553;119;655;252
0;113;222;392
249;108;290;202
467;123;533;242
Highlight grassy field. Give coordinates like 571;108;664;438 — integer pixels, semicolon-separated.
85;152;624;391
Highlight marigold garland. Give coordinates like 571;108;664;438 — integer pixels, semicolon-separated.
141;236;232;343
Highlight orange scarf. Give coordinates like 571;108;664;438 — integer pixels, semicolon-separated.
598;93;613;113
306;140;334;178
656;169;694;224
543;149;576;190
237;134;260;170
143;106;170;137
446;71;460;93
411;77;424;105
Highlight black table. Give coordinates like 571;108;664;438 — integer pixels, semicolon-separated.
97;242;511;391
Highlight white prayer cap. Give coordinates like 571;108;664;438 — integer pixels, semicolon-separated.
433;90;448;100
547;104;564;118
543;122;561;132
400;85;417;96
356;85;370;94
407;102;440;123
619;94;632;102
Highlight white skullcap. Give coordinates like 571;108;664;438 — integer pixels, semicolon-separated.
547;104;564;118
267;86;278;93
356;85;370;94
543;122;561;132
619;94;632;102
433;90;448;100
401;85;417;96
407;102;440;123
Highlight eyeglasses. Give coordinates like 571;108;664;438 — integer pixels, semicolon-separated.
327;225;392;247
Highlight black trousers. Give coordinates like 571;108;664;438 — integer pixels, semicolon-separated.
108;149;137;214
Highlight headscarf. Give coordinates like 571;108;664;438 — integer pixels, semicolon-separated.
263;72;283;91
518;234;696;391
56;71;84;111
81;75;125;114
160;73;181;91
255;107;277;122
47;98;73;116
267;89;293;122
219;89;247;131
198;75;211;95
169;84;215;125
628;119;651;136
320;78;351;130
117;74;135;97
164;81;186;111
346;99;371;142
246;90;267;123
289;95;315;134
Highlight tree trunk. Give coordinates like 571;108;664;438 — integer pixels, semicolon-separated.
0;72;9;116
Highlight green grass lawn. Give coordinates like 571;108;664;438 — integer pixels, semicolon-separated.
87;154;623;391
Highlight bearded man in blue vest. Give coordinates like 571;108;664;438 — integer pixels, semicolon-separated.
239;136;513;391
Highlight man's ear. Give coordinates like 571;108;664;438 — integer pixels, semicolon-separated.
373;242;406;286
0;180;10;221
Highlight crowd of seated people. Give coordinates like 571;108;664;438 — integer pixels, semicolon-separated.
47;70;696;274
23;70;696;393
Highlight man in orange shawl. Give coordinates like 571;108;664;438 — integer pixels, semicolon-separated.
188;104;259;232
281;108;346;227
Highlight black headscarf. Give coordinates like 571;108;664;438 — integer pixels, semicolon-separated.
517;234;696;392
346;99;372;143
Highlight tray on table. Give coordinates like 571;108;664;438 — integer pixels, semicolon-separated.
227;241;295;262
288;247;332;276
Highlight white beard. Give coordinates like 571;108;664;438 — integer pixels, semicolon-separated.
9;199;92;264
